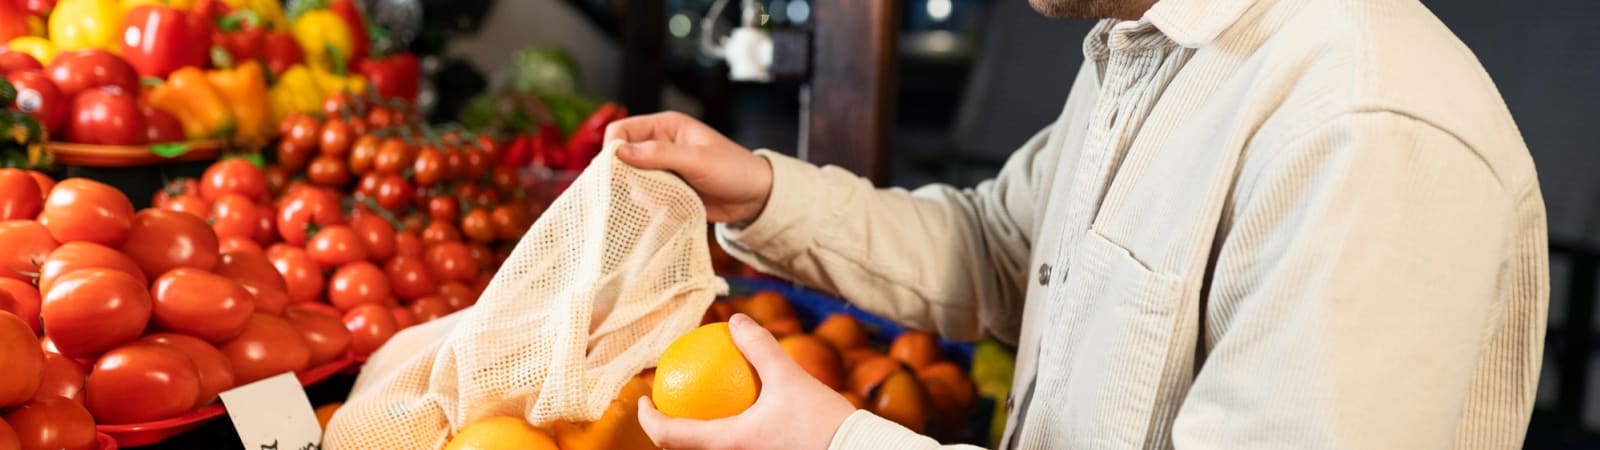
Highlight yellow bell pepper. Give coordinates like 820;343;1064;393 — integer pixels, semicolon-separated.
269;64;324;123
221;0;287;30
309;66;365;95
48;0;122;51
121;0;196;14
289;10;353;73
206;61;270;144
148;67;236;139
5;36;55;65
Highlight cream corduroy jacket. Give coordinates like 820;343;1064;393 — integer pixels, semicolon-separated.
717;0;1549;448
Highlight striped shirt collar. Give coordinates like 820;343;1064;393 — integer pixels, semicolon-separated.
1144;0;1262;48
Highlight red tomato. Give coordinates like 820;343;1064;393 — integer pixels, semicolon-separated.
220;314;310;385
210;193;259;240
401;212;427;234
365;107;393;129
419;221;461;246
84;342;201;424
0;278;41;335
490;166;519;196
3;396;97;450
460;209;495;243
32;352;87;405
383;256;433;301
38;178;134;246
0;169;41;220
372;173;412;213
8;70;66;139
66;87;143;145
307;155;350;188
215;251;287;294
266;244;323;304
200;158;268;202
342;304;397;359
142;333;234;408
349;214;397;262
347;134;380;175
425;242;478;283
0;51;41;73
408;295;452;323
306;225;367;269
36;241;146;295
394;231;423;259
411;147;443;187
327;261;389;311
442;147;465;181
491;204;532;241
218;236;264;254
0;311;42;408
121;208;220;275
318;120;352;156
465;242;494;271
141;102;184;143
426;195;459;223
159;194;209;220
0;220;58;283
472;273;493;298
25;171;52;197
436;281;474;311
46;49;138;97
41;268;151;358
275;187;345;245
284;306;351;367
372;137;412;174
253;204;277;245
263;165;289;196
463;147;490;177
150;268;254;343
236;278;289;316
390;306;416;329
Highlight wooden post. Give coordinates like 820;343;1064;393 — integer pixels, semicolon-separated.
619;0;664;113
805;0;901;185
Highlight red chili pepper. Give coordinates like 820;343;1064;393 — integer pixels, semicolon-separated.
262;31;304;76
357;53;420;101
212;9;265;67
530;125;564;169
119;3;215;78
563;102;628;170
500;134;531;167
327;0;369;66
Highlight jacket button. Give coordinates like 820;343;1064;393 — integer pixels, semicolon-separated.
1038;264;1051;286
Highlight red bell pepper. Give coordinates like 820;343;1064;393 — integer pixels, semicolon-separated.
327;0;368;65
120;4;214;78
21;0;52;17
357;53;419;101
563;102;628;171
262;31;303;76
213;9;264;67
0;0;33;43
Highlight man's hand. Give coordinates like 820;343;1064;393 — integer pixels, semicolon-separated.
638;314;857;450
605;112;775;224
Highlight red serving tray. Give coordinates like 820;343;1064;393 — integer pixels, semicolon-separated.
96;352;356;447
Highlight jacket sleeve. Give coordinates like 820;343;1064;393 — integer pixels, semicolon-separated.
715;125;1056;342
1170;111;1536;448
824;411;987;450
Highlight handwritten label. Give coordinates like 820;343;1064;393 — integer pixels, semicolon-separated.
220;372;323;450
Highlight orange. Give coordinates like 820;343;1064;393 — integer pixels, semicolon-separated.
839;391;867;409
737;290;794;325
918;361;975;414
444;416;558;450
763;317;803;338
842;348;879;369
871;372;930;432
314;402;342;430
778;335;845;390
813;314;869;351
848;356;905;398
555;375;659;450
652;322;761;420
888;331;941;370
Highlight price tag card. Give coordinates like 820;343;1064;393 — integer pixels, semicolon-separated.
220;372;324;450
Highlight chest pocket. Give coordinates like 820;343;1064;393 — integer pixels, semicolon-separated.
1030;229;1184;449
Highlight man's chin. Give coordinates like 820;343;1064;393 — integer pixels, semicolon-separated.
1028;0;1120;20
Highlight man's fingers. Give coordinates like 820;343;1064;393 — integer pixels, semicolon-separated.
604;111;689;143
617;140;702;172
728;314;801;388
637;395;729;449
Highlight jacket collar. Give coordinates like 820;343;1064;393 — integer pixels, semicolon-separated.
1143;0;1261;48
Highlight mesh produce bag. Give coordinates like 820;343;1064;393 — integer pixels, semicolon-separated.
323;141;728;449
